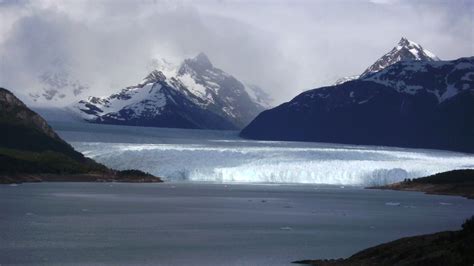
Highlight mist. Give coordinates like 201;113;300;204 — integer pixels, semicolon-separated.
0;0;472;106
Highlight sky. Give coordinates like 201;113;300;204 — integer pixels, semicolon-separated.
0;0;473;106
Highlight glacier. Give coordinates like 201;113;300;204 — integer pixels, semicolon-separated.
54;122;474;186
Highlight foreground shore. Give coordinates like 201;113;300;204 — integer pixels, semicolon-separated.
295;169;474;265
0;170;163;184
2;182;473;265
294;216;474;266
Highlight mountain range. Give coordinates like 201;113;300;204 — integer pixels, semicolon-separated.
241;38;474;152
73;53;271;130
7;37;472;152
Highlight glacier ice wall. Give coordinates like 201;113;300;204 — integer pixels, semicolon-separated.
72;139;474;186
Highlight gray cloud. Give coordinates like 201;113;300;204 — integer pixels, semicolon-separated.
0;0;472;106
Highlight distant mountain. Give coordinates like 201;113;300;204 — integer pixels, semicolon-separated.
335;37;440;85
244;83;274;109
22;59;90;106
73;53;268;129
0;88;161;183
241;57;474;153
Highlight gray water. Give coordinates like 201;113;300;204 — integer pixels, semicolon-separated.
1;182;473;265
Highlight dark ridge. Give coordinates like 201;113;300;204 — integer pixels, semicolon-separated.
293;216;474;266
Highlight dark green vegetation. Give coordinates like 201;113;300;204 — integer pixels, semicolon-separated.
369;169;474;199
403;169;474;184
0;148;106;175
294;216;474;266
0;88;161;184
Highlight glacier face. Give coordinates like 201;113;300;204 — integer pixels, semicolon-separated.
56;123;474;186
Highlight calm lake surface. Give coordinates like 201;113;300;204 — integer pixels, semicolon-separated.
1;182;473;265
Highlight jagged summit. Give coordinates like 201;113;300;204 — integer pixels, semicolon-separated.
360;37;440;77
142;70;167;84
187;52;213;68
334;37;441;85
397;37;412;47
395;37;439;60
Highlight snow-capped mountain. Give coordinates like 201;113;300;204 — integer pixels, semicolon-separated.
175;53;267;127
73;53;267;129
334;37;440;84
74;69;235;129
241;57;474;152
360;37;440;77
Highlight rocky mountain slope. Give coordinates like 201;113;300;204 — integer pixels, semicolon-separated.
0;88;161;183
0;87;81;158
74;53;268;129
241;57;474;152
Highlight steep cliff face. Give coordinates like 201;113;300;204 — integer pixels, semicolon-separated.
1;88;59;139
0;87;84;159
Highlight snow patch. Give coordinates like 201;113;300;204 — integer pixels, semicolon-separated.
439;85;458;102
177;73;213;104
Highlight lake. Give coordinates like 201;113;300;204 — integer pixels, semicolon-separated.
2;122;474;265
1;182;473;265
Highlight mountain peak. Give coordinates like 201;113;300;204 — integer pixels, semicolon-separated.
360;37;440;77
396;37;424;52
190;52;213;68
398;37;410;46
142;70;167;84
394;37;439;60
